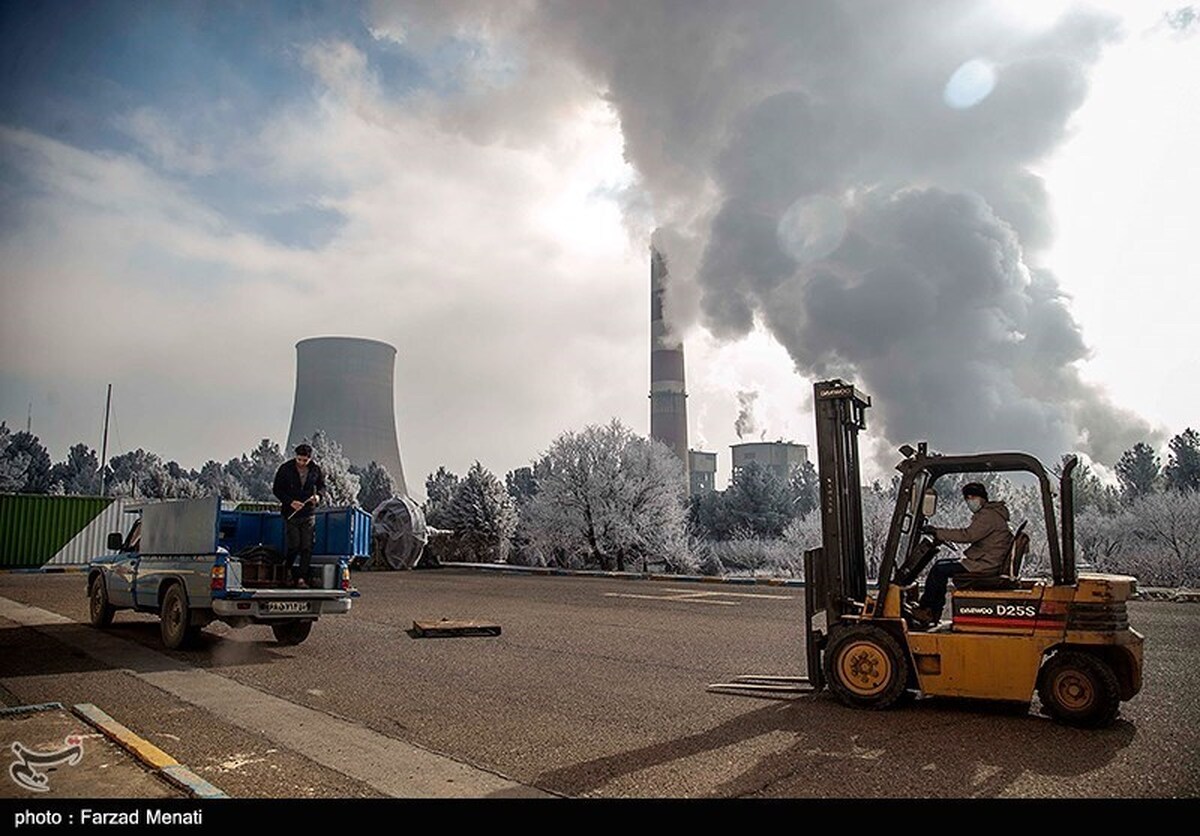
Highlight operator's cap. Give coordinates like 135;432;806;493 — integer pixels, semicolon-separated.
961;482;988;500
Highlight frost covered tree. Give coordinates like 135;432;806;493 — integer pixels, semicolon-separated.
787;460;820;518
423;466;460;527
1116;442;1161;501
302;430;360;506
245;439;284;501
524;420;687;571
505;466;538;504
444;462;518;563
1126;492;1200;586
107;450;165;498
107;449;199;498
197;460;248;500
49;443;101;495
356;461;396;512
0;422;32;492
1164;429;1200;493
722;461;795;539
0;429;52;493
505;465;542;565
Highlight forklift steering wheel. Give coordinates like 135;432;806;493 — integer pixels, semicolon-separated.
923;531;959;553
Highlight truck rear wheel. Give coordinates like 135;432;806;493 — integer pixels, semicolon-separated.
824;625;910;710
88;576;115;627
160;584;201;650
1037;650;1121;728
272;620;313;646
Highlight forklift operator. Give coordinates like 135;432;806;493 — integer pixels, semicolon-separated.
912;482;1013;626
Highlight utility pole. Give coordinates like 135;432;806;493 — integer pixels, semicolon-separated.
100;384;112;497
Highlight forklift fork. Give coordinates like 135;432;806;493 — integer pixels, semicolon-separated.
707;675;818;697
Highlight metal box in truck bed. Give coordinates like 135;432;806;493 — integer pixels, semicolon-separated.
86;498;366;649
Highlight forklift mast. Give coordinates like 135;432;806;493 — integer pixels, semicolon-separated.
803;379;872;688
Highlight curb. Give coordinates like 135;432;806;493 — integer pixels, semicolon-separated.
0;566;88;574
439;562;806;587
72;703;228;799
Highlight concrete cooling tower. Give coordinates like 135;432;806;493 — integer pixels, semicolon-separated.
286;336;408;496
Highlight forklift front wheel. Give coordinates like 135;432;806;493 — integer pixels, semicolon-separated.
824;625;910;710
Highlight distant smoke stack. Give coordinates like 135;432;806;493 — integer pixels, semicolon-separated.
286;336;408;495
649;246;689;473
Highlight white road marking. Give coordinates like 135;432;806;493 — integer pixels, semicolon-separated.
0;596;547;798
602;592;739;606
660;588;793;600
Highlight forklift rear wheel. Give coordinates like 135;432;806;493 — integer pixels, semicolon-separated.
272;620;313;646
1037;650;1121;728
824;625;910;710
160;584;201;650
88;576;115;627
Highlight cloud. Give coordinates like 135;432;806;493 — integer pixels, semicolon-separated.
0;34;646;488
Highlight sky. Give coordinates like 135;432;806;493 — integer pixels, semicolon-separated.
0;0;1196;495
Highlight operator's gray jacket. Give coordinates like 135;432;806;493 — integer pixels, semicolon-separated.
935;501;1014;574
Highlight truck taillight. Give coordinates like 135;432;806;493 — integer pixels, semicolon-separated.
211;565;226;591
341;565;351;591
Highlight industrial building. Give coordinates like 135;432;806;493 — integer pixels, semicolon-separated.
286;336;409;495
730;441;808;483
688;450;717;494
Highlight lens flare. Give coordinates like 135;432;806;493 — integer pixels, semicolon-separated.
776;194;848;264
943;59;997;109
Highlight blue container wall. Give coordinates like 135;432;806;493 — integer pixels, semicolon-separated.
217;507;369;558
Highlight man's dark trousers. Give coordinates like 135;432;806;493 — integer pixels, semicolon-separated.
285;515;316;583
918;559;970;618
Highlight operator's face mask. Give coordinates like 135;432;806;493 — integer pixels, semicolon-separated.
966;497;984;513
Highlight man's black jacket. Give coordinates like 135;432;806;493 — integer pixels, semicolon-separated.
272;459;327;519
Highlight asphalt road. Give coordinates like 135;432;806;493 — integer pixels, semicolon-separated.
1;570;1197;798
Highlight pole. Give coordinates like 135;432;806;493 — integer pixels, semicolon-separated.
99;384;112;497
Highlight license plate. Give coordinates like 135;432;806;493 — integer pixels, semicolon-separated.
264;601;310;614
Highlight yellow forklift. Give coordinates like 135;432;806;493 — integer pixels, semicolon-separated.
711;379;1144;727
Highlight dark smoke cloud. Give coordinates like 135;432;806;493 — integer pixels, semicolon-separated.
373;0;1159;464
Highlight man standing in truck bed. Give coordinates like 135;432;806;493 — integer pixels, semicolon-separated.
273;443;326;588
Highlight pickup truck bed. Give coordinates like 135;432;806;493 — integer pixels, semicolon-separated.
87;499;368;649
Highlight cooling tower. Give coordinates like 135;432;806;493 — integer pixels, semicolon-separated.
286;336;408;496
650;247;689;476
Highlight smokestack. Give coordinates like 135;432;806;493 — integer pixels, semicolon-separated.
286;336;408;495
650;247;689;476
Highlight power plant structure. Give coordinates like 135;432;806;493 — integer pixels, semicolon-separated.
652;244;691;474
730;441;809;483
649;246;692;486
688;450;717;494
286;336;409;496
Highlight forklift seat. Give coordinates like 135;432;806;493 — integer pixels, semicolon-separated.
951;521;1029;591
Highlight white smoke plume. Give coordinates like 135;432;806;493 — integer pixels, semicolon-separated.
735;390;759;440
373;0;1160;464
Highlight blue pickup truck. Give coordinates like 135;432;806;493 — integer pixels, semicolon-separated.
86;497;367;649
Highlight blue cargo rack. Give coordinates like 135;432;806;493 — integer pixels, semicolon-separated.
216;506;371;559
